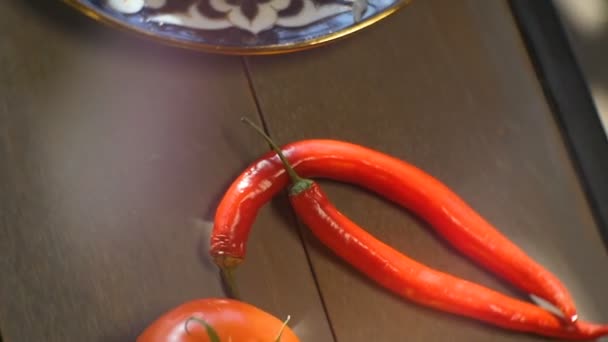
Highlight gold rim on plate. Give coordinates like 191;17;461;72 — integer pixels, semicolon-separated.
61;0;413;55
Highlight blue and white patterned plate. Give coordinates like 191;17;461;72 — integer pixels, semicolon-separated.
63;0;411;54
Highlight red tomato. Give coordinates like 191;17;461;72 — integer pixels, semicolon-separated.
137;298;300;342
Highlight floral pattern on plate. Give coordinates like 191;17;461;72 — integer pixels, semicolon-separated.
107;0;363;34
68;0;408;53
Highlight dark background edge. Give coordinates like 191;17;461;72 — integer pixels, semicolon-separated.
508;0;608;247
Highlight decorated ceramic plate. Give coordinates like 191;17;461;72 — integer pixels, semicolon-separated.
63;0;411;54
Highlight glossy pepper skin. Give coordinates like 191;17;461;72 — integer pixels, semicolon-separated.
290;182;608;340
210;139;577;322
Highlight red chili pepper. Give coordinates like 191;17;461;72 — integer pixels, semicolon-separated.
289;182;608;339
211;119;607;339
211;121;581;323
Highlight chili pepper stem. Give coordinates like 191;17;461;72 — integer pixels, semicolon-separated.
241;117;313;195
220;267;241;300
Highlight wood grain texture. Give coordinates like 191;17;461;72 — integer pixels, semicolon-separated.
246;0;608;341
0;1;333;341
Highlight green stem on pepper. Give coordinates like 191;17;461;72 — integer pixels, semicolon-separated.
221;267;240;300
241;117;312;195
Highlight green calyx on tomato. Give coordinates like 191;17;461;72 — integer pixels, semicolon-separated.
274;315;291;342
137;299;299;342
186;317;221;342
185;315;292;342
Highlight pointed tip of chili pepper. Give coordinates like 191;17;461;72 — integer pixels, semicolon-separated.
530;293;579;326
575;320;608;338
569;314;578;324
593;323;608;337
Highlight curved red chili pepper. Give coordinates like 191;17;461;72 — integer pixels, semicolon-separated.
289;181;608;339
210;138;579;324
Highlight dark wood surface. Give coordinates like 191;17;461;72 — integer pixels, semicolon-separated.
1;1;607;342
0;1;333;341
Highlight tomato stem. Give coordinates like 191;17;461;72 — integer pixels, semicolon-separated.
274;315;291;342
185;316;221;342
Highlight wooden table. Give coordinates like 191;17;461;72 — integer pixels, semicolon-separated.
1;1;607;341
